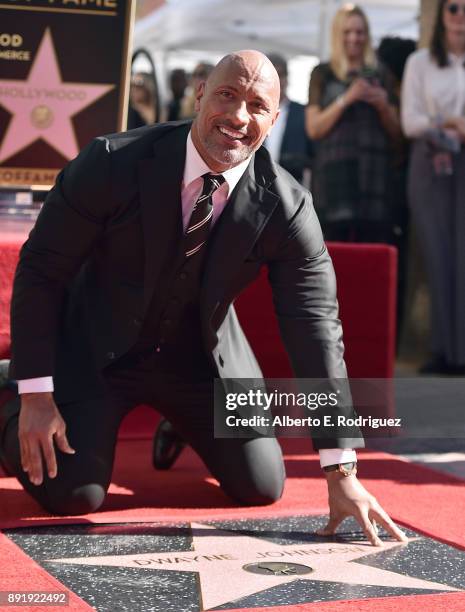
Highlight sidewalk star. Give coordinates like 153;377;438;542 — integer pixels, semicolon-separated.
50;522;458;610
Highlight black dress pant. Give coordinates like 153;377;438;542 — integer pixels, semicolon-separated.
0;351;285;515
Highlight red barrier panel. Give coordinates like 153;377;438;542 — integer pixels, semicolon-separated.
235;242;397;379
0;239;397;379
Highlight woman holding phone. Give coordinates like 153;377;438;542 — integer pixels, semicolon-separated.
306;4;401;243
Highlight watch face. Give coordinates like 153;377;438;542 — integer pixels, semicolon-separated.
340;462;357;475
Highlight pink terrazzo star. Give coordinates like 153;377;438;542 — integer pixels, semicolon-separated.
50;522;459;610
0;28;114;163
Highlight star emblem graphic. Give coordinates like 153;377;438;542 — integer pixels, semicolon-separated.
50;522;459;610
0;28;114;163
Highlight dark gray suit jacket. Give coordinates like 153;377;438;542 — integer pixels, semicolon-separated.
9;121;363;449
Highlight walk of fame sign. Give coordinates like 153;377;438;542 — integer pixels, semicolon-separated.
4;516;464;611
0;0;135;188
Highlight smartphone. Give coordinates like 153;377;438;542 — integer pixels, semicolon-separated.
358;67;380;86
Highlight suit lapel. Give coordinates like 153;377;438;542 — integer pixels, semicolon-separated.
138;123;190;309
201;150;280;321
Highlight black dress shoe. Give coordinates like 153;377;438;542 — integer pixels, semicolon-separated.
0;360;10;390
152;419;186;470
443;363;465;376
419;354;465;376
418;354;448;375
0;361;16;477
0;360;17;392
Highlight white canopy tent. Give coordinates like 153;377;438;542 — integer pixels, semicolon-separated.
133;0;420;103
134;0;419;58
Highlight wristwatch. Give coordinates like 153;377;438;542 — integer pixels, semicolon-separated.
323;461;357;476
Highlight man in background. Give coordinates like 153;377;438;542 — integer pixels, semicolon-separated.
264;53;313;185
166;68;188;122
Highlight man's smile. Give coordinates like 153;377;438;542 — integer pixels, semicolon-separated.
216;125;247;142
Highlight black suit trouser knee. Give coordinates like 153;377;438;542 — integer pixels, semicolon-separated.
0;392;128;515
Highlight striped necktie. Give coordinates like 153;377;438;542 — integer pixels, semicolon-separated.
184;173;225;258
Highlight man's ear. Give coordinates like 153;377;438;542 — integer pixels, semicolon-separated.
194;81;206;113
267;108;280;135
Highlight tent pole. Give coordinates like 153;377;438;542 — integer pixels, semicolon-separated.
317;0;342;61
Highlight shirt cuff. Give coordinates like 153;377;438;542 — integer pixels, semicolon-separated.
18;377;54;394
319;448;357;468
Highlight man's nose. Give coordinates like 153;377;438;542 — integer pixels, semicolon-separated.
229;101;249;126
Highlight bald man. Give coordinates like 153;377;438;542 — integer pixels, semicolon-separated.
1;51;405;546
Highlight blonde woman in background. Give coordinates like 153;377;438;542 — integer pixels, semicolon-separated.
306;4;401;243
402;0;465;374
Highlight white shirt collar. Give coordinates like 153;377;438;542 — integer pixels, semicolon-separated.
184;130;251;195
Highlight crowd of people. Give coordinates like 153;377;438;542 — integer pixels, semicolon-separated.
127;1;465;374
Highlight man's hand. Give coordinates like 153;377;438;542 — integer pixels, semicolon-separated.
19;392;75;486
318;471;408;546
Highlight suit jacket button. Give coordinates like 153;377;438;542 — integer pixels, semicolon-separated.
107;351;116;360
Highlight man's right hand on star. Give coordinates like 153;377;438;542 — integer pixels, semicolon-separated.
319;470;408;547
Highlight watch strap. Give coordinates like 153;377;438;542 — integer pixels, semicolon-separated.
323;461;357;476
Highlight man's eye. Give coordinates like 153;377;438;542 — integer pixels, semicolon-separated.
220;91;233;98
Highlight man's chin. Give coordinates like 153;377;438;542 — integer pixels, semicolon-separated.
208;145;251;167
